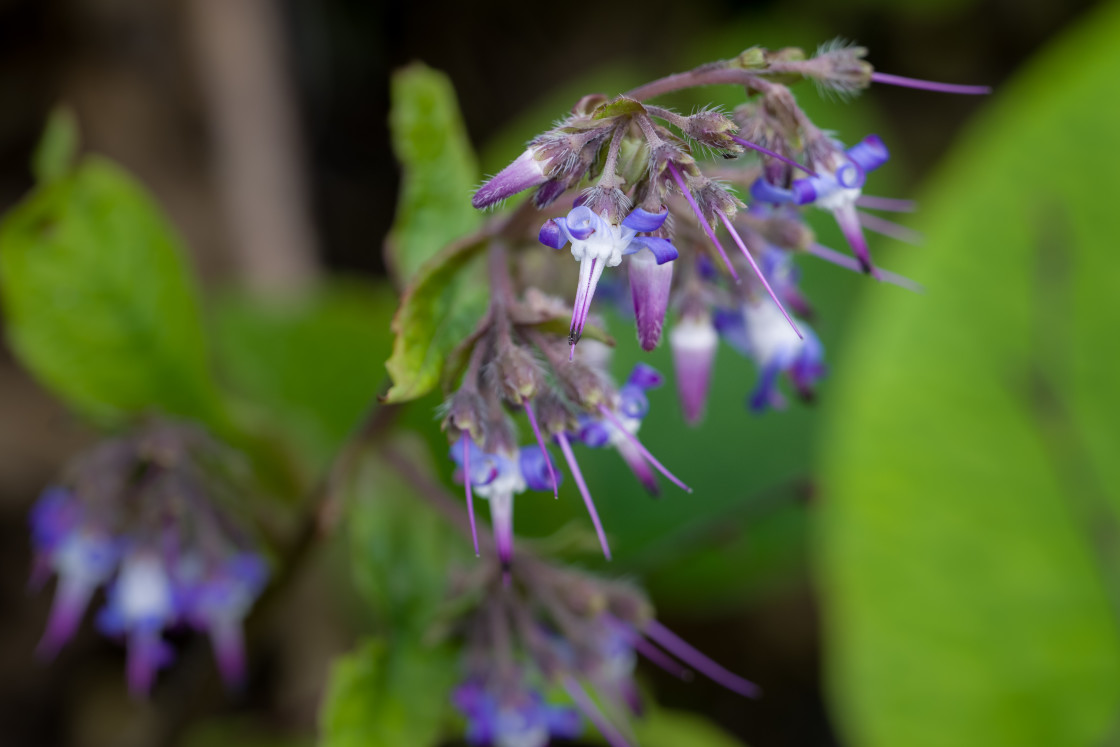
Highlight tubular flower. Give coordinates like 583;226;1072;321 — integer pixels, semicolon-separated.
539;206;678;355
451;437;559;569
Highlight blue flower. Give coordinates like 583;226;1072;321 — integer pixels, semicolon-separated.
539;206;678;355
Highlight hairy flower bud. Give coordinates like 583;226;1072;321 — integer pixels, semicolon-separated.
491;346;543;405
683;110;743;153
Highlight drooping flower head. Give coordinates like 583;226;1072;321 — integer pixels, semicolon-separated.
29;421;270;695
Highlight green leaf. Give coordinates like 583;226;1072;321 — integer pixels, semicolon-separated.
348;437;467;629
592;97;647;119
631;706;748;747
211;279;397;471
817;4;1120;746
385;63;481;286
0;156;224;427
32;107;78;184
319;637;456;747
382;235;488;404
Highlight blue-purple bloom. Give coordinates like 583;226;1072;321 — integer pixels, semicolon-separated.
751;134;889;277
454;681;582;747
539;206;678;356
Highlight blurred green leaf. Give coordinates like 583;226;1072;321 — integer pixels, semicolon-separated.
383;235;488;404
348;438;467;629
211;280;396;471
386;63;481;285
0;156;224;427
818;4;1120;746
319;637;456;747
631;705;748;747
32;107;78;184
184;718;312;747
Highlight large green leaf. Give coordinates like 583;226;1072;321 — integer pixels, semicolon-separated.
0;156;224;427
382;235;488;404
319;637;456;747
385;63;481;285
211;280;396;472
817;4;1120;746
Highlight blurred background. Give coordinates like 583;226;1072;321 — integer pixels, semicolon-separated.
0;0;1114;746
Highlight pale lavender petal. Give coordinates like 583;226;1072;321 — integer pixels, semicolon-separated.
210;618;247;689
643;620;760;697
556;432;612;560
569;257;606;355
562;677;632;747
750;178;797;204
37;574;97;658
472;148;548;208
464;437;480;557
597;406;691;493
833;203;880;279
524;402;559;498
857;210;923;244
670;316;718;426
566;205;599;240
627;363;663;390
667;162;740;282
127;625;172;697
621;206;668;232
871;72;991;95
717;212;801;339
629;251;674;351
489;492;515;569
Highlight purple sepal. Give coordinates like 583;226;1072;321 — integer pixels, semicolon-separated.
126;623;175;697
577;417;612;448
621;206;668;232
627;236;678;265
565;205;600;240
750;179;797;204
519;446;562;493
539;219;567;249
38;574;99;658
846;135;889;174
629;251;673;351
534;178;568;207
627;363;663;390
472;149;548;209
670;317;718;426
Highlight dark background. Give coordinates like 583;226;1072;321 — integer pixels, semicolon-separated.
0;0;1102;745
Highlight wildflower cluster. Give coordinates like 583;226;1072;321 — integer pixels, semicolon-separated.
29;422;269;695
443;550;757;747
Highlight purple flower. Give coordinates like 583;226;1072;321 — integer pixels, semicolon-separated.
453;681;582;747
539;206;678;356
750;135;890;277
451;438;558;568
716;300;826;412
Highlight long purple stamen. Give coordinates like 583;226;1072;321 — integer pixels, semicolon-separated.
806;243;923;293
524;402;558;499
729;135;816;175
463;437;480;557
597;406;691;493
858;210;923;244
667;161;740;282
555;432;612;560
871;72;991;95
563;676;633;747
632;635;692;681
644;620;759;698
717;211;802;339
857;195;916;212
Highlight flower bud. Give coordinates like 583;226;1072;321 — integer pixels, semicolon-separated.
629;249;674;351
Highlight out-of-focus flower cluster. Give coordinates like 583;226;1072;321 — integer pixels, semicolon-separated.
29;421;269;695
441;552;756;747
